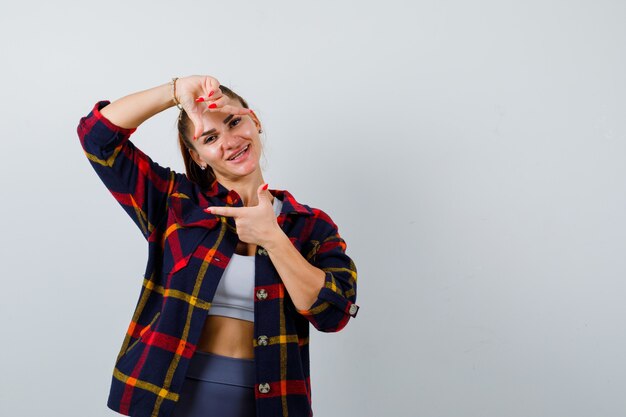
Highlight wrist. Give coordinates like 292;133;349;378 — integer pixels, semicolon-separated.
169;77;184;110
263;227;288;252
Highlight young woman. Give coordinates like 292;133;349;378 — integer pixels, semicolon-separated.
77;75;360;417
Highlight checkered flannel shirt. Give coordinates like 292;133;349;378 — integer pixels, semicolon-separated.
77;100;360;417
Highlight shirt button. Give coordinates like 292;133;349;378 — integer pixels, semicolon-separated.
257;247;268;256
258;382;271;394
257;335;269;346
349;303;360;317
256;289;268;300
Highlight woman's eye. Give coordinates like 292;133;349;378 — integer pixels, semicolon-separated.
203;118;240;143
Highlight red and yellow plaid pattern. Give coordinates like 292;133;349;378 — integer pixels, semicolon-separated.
77;101;360;417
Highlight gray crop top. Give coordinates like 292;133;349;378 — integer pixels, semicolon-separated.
207;196;283;322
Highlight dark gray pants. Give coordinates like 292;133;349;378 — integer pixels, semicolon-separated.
171;350;256;417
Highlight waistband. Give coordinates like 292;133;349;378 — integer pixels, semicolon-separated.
185;350;256;388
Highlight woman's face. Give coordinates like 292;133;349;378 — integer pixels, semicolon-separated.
188;96;262;182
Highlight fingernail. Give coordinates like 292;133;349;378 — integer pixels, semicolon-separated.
205;207;212;213
193;135;197;140
248;109;255;114
195;97;205;103
262;183;269;190
208;103;217;109
208;90;215;97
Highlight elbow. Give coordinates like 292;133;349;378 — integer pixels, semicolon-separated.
313;314;353;333
298;299;360;333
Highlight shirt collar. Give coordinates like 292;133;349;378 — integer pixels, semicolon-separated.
203;178;313;217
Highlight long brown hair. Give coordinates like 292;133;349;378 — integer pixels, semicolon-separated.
177;85;251;189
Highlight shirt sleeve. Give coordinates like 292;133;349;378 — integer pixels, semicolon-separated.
77;100;181;240
295;208;360;332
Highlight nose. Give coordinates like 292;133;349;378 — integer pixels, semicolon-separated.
221;131;239;148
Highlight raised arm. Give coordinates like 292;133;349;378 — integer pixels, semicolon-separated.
100;76;252;138
77;94;179;240
76;78;201;240
98;82;177;129
77;76;254;240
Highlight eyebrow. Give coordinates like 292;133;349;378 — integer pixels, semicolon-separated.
198;114;236;138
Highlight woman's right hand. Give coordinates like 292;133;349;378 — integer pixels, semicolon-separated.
175;75;252;140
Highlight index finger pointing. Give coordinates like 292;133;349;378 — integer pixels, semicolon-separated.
205;206;237;217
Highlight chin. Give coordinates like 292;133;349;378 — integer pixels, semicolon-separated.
225;163;260;179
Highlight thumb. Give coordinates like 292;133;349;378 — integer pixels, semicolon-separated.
179;95;205;140
187;111;205;141
257;183;270;205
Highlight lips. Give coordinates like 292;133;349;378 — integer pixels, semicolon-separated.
226;144;250;161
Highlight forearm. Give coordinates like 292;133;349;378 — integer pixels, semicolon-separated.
99;82;176;130
264;230;326;312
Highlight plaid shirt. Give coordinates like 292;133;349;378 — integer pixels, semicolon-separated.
77;100;360;417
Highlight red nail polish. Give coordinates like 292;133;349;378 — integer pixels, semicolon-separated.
208;90;215;97
262;183;269;190
195;97;205;103
193;135;197;140
208;103;217;109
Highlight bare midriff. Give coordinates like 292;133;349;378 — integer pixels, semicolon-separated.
196;240;256;359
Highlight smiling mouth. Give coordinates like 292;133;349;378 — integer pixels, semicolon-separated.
227;144;250;161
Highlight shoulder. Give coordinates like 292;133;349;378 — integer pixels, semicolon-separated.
163;174;218;226
170;172;197;195
285;190;337;222
303;206;342;243
303;204;338;239
277;189;338;239
308;206;335;225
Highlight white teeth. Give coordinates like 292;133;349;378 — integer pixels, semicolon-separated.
229;145;249;160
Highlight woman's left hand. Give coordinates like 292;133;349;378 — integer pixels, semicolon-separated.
204;183;282;248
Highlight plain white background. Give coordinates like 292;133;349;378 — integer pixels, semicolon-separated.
1;1;625;416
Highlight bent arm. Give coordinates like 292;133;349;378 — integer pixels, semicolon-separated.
281;209;360;333
77;91;182;240
265;229;327;313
